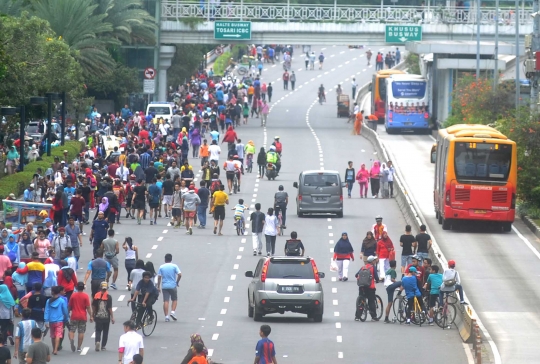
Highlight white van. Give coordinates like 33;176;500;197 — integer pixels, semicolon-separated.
146;102;173;122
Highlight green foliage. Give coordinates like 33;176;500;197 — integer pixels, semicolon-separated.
167;44;215;88
181;16;206;30
405;53;420;75
213;51;232;76
86;63;141;107
0;141;83;202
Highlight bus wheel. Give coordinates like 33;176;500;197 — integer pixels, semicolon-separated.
502;222;512;232
442;218;452;230
437;213;443;225
435;210;439;220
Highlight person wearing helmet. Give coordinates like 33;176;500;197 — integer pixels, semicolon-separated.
372;215;387;240
273;137;282;155
274;185;289;229
440;260;467;305
266;146;280;175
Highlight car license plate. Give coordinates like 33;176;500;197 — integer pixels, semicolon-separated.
278;286;303;294
474;210;487;214
315;197;327;201
404;122;413;126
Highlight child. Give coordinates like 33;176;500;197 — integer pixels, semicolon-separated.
188;342;208;364
232;199;248;227
200;139;209;167
64;247;78;272
14;308;37;362
254;324;277;364
383;259;399;323
12;262;28;315
27;283;46;334
424;265;443;326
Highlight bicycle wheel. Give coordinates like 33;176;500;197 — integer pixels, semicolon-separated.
236;222;241;236
435;303;457;329
142;310;157;337
392;296;407;323
356;296;368;322
411;304;426;326
375;295;384;319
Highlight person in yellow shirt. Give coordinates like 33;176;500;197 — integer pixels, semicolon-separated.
244;140;256;172
211;185;229;236
200;139;210;167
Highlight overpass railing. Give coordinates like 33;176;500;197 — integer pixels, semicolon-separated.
162;1;533;25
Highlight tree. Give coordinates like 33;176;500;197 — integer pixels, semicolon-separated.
85;63;141;107
168;45;215;88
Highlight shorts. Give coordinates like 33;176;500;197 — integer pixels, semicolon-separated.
133;200;145;210
213;205;226;221
429;294;439;308
401;255;411;267
106;255;119;269
163;195;173;205
226;171;235;181
149;203;159;209
107;211;116;223
162;288;178;301
184;210;196;218
49;322;64;338
68;320;87;333
70;214;84;222
172;208;181;217
386;281;402;303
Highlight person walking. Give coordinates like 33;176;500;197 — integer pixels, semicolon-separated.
282;71;289;90
0;285;15;346
182;187;201;235
157;254;182;322
257;148;266;178
68;282;93;353
376;231;395;279
101;229;119;290
211;185;229;236
351;78;357;99
267;83;273;103
263;208;279;256
122;237;138;291
366;49;372;66
395;47;401;64
25;328;50;364
14;308;37;364
44;286;68;355
318;52;325;69
92;281;115;352
260;100;269;127
83;249;112;297
344;161;355;198
304;52;309;70
355;164;369;198
250;203;265;256
380;162;390;198
369;161;381;198
196;181;211;229
415;224;432;261
399;225;417;274
254;325;277;364
333;232;354;281
90;211;109;258
360;231;377;265
118;321;144;364
387;160;396;198
290;71;296;91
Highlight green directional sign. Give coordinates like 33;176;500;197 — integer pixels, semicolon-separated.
385;25;422;43
214;21;251;40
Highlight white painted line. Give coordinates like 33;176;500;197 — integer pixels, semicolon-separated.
227;286;233;291
80;347;89;355
217;321;223;327
224;297;230;303
157;237;163;242
112;307;117;312
230;274;237;280
338;352;344;359
334;312;340;317
220;309;227;314
331;68;336;71
253;194;257;197
329;233;334;237
208;349;214;357
256;179;260;182
255;183;259;187
241;238;246;244
212;334;219;340
118;295;125;301
252;199;256;202
333;300;338;306
152;245;158;249
245;224;250;228
332;288;337;293
162;230;168;234
91;332;95;338
336;322;341;329
198;318;206;320
362;69;366;72
337;336;342;343
236;255;242;259
330;248;334;253
328;226;332;229
329;240;334;244
327;218;332;222
233;264;239;270
146;253;152;258
239;247;244;252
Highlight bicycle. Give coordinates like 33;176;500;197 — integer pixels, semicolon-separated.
276;209;284;236
130;302;157;337
409;296;426;326
235;215;245;236
435;292;458;329
355;293;383;322
392;293;408;324
246;154;253;173
233;172;239;194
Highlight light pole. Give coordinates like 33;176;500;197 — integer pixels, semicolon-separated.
60;92;66;146
0;106;26;172
30;93;59;156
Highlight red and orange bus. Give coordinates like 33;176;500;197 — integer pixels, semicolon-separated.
431;124;517;231
370;69;405;122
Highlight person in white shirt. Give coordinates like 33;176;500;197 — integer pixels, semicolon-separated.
116;163;130;182
208;140;221;162
352;77;358;99
118;321;144;364
263;207;280;257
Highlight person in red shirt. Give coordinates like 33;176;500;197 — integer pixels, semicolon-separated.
404;255;425;285
376;231;395;279
57;261;78;301
222;126;238;152
68;282;93;352
70;189;85;231
138;127;149;141
107;161;119;177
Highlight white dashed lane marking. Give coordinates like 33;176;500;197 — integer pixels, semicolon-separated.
217;321;223;327
162;230;168;233
335;322;341;328
212;334;219;340
220;309;227;314
152;245;158;249
337;336;342;343
338;352;344;359
80;347;89;355
227;286;233;291
118;295;125;301
224;297;230;302
146;253;152;258
230;274;237;280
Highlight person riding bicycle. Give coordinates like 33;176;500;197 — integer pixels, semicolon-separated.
223;155;240;194
318;84;326;102
128;271;158;328
439;260;467;306
399;266;426;325
244;140;256;169
233;154;244;192
274;185;289;229
355;255;379;321
232;198;248;227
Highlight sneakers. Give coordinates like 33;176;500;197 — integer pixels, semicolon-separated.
406;320;411;325
127;284;131;291
170;312;177;321
150;221;154;225
253;251;257;256
429;321;434;326
371;317;380;322
384;318;391;324
258;251;262;255
70;339;76;352
342;277;348;282
154;220;157;225
338;278;343;281
189;227;193;235
95;342;101;352
267;252;270;257
354;317;359;321
110;283;117;290
165;316;170;322
460;301;468;305
214;227;217;234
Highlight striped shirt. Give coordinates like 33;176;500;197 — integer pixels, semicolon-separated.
139;152;151;170
15;319;37;351
255;338;275;364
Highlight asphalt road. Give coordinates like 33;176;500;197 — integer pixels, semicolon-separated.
47;45;468;364
361;89;540;363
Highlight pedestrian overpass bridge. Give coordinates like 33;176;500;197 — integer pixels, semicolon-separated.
160;1;532;44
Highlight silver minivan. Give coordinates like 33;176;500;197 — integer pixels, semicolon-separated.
245;256;325;322
293;170;345;217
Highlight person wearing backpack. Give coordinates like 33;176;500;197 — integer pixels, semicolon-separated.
355;255;379;321
92;281;115;352
333;233;354;281
284;231;305;256
439;260;467;305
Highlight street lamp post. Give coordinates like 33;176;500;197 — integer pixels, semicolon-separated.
60;92;66;146
0;106;26;172
31;93;59;156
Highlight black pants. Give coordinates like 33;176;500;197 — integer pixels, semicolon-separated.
258;164;266;177
0;319;10;344
305;60;309;69
136;296;154;327
360;287;377;319
388;181;394;197
370;178;380;196
95;321;110;347
291;81;295;90
268;93;272;102
265;235;276;255
274;202;287;226
283;81;288;90
91;279;103;297
406;296;426;319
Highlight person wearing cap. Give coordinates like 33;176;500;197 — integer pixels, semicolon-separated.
274;185;288;229
404;255;425;283
68;282;92;352
273;136;282;155
399;266;425;325
372;215;387;240
439;260;467;305
355;255;379;321
92;281;115;352
23;184;34;202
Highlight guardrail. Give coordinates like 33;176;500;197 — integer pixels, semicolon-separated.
355;69;490;363
162;1;533;25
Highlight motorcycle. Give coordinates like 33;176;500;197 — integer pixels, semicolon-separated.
266;162;277;180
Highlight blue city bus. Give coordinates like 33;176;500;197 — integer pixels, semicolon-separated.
384;74;430;134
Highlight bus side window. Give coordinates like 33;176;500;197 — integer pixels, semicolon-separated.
430;144;437;163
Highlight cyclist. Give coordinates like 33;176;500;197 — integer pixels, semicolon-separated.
128;271;158;328
244;140;256;171
424;264;442;326
383;259;401;323
354;255;379;322
233;155;243;192
232;199;249;228
439;260;467;306
318;84;326;102
223;155;240;194
400;266;425;325
274;185;288;229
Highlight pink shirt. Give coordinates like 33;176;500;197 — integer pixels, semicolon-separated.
35;239;51;258
0;255;12;278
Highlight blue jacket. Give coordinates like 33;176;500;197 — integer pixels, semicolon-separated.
44;296;68;323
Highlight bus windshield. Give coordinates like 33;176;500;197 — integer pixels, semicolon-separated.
454;142;512;182
148;106;171;115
